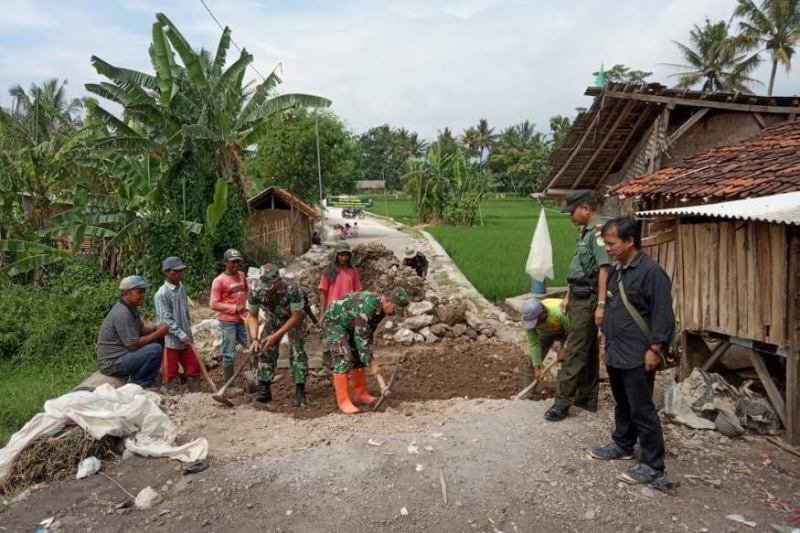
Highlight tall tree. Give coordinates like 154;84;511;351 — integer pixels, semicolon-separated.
489;121;550;195
475;118;497;163
668;18;762;92
357;124;423;190
459;126;482;160
247;109;361;202
734;0;800;95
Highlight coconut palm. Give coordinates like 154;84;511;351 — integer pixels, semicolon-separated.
667;18;762;93
459;126;482;160
475;118;497;163
734;0;800;95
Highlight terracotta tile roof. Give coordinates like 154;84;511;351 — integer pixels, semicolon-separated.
248;187;320;219
612;120;800;200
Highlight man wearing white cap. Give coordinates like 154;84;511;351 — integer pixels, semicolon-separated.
96;275;168;388
520;298;569;387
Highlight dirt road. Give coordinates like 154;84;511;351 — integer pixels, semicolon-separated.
5;393;800;532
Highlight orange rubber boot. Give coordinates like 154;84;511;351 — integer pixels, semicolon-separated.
333;373;360;414
351;367;378;404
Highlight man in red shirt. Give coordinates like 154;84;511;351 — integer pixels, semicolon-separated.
209;249;249;383
316;242;362;377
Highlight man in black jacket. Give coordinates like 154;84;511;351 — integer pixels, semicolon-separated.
590;216;674;485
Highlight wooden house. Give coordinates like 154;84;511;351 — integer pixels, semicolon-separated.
246;187;320;258
613;121;800;444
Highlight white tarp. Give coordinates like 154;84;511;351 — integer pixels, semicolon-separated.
0;383;207;485
525;209;554;282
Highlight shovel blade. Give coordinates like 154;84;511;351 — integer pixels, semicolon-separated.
212;393;234;407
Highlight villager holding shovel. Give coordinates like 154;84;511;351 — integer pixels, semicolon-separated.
154;256;201;392
590;216;673;485
247;264;311;408
545;190;610;422
316;241;362;377
520;298;569;388
323;289;409;414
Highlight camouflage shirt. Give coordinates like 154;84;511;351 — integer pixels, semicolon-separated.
247;279;307;322
323;291;385;356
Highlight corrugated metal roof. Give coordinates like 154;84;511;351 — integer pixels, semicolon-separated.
637;191;800;225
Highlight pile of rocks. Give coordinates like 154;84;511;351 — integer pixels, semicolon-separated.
286;242;502;346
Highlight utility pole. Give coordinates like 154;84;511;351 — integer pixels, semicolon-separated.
315;112;325;241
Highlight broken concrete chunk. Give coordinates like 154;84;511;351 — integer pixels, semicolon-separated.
134;487;162;510
400;314;435;331
406;301;434;316
394;328;416;345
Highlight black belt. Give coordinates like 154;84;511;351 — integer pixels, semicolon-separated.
569;284;596;298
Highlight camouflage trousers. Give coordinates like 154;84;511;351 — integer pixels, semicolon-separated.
324;324;371;374
258;315;308;384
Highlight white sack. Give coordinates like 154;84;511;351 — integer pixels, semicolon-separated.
0;383;207;485
525;208;554;282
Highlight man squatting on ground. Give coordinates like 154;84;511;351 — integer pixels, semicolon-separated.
210;248;249;384
545;190;610;422
590;216;674;485
323;289;409;414
96;275;168;388
154;256;201;392
520;298;569;387
247;264;311;408
402;246;428;278
317;241;362;377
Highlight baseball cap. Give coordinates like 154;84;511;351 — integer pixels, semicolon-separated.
161;256;187;272
403;246;416;259
562;190;594;213
223;248;243;262
119;275;149;291
521;298;544;330
391;288;410;308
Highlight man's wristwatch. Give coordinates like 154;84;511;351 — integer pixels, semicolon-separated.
597;301;606;309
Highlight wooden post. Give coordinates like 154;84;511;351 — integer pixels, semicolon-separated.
787;228;800;445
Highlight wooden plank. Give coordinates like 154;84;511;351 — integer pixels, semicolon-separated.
727;223;740;335
747;349;787;426
770;225;787;345
752;112;767;128
664;240;676;283
641;228;677;248
708;224;720;330
599;90;800;115
545;110;602;188
673;224;685;331
699;224;713;330
735;222;749;335
747;223;761;340
572;100;636;188
718;223;731;333
690;225;702;330
599;108;656;181
702;342;730;372
756;223;773;341
668;108;710;144
787;229;800;445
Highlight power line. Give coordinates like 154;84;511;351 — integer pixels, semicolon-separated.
198;0;279;83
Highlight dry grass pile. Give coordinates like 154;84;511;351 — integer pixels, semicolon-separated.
1;426;121;496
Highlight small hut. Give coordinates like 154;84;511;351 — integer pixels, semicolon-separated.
246;187;320;258
611;120;800;444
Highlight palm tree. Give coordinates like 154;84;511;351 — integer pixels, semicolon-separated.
667;18;762;92
459;126;482;160
475;118;496;163
734;0;800;95
593;64;653;84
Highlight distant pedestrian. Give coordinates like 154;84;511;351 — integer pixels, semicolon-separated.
545;190;610;422
96;275;168;389
209;249;249;384
316;241;362;377
590;216;674;485
520;298;569;388
351;222;359;237
154;256;201;392
311;231;322;245
402;246;428;278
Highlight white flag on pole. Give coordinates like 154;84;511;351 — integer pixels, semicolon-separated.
525;208;554;282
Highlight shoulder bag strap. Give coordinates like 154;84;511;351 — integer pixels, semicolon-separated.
617;271;651;338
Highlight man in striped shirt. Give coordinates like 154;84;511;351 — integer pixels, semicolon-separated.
155;256;201;392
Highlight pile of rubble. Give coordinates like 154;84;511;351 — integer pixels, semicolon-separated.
287;242;501;345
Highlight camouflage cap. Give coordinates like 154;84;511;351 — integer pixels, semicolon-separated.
259;263;281;285
562;190;594;213
390;287;410;308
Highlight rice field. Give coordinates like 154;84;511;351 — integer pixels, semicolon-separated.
369;196;576;302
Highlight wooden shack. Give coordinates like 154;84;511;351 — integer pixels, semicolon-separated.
611;121;800;444
246;187;320;258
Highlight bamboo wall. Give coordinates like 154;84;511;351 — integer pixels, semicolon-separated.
245;209;311;257
675;220;789;346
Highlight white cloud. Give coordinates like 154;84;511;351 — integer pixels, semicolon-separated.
0;0;797;138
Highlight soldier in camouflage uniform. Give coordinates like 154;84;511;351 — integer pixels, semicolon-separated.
246;264;310;408
323;288;410;414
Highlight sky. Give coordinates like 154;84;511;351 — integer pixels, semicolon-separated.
1;0;798;139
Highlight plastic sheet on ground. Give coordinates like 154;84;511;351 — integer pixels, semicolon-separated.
663;367;781;435
0;383;208;485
